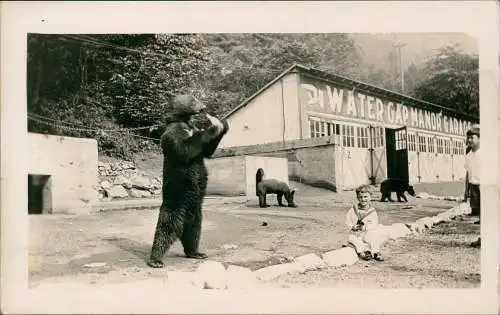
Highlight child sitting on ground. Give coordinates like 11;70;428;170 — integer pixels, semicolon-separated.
345;184;387;261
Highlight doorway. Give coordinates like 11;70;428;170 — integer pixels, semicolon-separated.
28;174;53;214
385;127;409;183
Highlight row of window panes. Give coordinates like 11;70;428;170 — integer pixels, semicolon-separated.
395;129;407;150
309;118;466;155
409;133;465;154
309;118;383;148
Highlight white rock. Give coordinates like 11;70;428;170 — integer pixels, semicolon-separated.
457;202;472;215
437;211;451;220
225;265;258;289
101;180;112;189
294;253;326;271
130;175;152;190
122;161;136;169
221;243;238;250
129;188;152;198
416;192;430;199
388;223;412;240
83;262;106;268
442;209;457;219
166;271;204;289
253;262;305;281
98;161;106;168
141;190;152;197
321;247;358;268
416;217;434;229
437;211;453;222
105;185;129;198
196;261;227;289
407;222;426;233
114;175;132;189
110;163;121;171
150;189;162;195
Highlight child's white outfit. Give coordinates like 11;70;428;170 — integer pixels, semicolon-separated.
345;203;388;254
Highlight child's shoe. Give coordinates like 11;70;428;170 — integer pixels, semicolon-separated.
372;252;384;261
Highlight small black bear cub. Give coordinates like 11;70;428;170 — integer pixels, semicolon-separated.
255;168;297;208
380;178;416;202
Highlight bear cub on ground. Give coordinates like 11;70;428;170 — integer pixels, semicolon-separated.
380;178;416;202
255;168;297;208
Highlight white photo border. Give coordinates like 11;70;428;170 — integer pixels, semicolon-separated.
1;1;498;314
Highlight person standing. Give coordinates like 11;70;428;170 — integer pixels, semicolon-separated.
463;124;480;248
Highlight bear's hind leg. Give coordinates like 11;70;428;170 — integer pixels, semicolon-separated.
258;193;269;208
285;191;297;208
277;193;285;207
148;206;186;268
380;191;388;202
181;208;208;259
401;191;408;202
386;191;394;202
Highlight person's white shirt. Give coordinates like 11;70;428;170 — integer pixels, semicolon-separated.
465;148;480;185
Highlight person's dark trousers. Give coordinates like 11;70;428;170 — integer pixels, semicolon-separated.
468;183;480;217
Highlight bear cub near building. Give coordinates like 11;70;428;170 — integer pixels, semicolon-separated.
256;168;297;208
380;178;416;202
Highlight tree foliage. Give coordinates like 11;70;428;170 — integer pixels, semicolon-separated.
409;45;479;117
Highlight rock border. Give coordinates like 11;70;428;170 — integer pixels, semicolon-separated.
32;203;472;291
169;202;473;289
415;192;462;201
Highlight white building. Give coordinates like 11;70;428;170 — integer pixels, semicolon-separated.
214;64;477;190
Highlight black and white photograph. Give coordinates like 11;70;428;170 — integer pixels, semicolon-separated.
1;2;499;314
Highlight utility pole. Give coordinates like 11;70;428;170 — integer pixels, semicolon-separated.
392;41;407;93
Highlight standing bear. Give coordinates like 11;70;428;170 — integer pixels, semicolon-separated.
147;94;229;268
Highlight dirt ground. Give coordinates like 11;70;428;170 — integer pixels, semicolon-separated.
29;181;480;289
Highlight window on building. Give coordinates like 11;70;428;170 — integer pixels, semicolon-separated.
418;135;426;152
357;126;369;148
326;122;341;137
452;139;465;155
371;126;384;148
436;138;443;154
310;118;342;143
342;124;355;147
309;119;324;138
395;129;408;150
454;139;465;155
333;122;341;144
408;133;417;151
427;136;435;153
444;139;450;154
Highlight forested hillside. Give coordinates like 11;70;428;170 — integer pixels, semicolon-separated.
27;33;478;159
